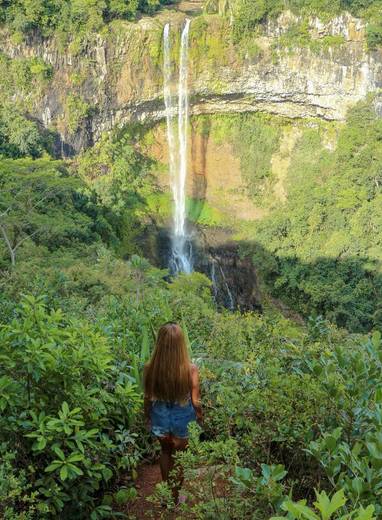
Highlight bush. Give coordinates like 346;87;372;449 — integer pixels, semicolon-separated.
366;22;382;49
0;295;142;518
0;0;177;41
304;331;382;514
0;107;45;159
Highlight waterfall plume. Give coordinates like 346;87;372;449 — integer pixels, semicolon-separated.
163;20;192;274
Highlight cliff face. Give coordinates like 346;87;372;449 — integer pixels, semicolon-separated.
1;9;381;154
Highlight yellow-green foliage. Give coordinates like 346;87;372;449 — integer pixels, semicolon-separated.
206;113;284;204
147;23;164;64
248;95;382;332
275;20;346;55
145;191;172;220
187;197;227;227
0;53;53;109
189;15;231;72
64;94;92;135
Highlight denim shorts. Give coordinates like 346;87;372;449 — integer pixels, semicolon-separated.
150;399;196;439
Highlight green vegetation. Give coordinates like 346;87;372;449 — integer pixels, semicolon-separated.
204;0;382;50
75;122;162;256
0;1;176;42
275;20;346;54
0;158;118;270
205;113;283;203
1;2;382;517
185;100;382;333
0;107;46;159
64;94;93;135
189;16;231;71
242;96;382;332
3;263;382;516
0;53;53;112
0;295;142;518
187;197;227;226
0;94;381;516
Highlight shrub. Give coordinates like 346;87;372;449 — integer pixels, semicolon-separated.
0;295;142;518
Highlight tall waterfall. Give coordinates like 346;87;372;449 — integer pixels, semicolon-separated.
163;20;192;274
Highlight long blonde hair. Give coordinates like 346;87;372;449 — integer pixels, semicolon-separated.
144;322;191;402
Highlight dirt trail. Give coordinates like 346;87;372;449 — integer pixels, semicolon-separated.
122;463;188;519
122;463;162;519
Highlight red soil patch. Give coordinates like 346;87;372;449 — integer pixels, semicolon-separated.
123;463;162;519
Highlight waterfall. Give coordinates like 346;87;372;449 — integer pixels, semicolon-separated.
209;257;235;310
219;264;235;311
210;260;218;300
163;20;192;274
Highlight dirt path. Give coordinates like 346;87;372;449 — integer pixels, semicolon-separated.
121;463;187;519
122;463;163;519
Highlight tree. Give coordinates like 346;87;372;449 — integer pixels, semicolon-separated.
0;167;60;266
107;0;140;18
0;204;43;266
0;107;44;159
0;158;97;267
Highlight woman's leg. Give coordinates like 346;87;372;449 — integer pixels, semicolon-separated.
170;436;188;503
158;435;174;482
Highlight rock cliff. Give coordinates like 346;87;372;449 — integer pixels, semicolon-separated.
1;9;381;154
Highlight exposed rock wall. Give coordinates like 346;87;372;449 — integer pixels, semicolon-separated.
149;122;267;222
1;10;381;153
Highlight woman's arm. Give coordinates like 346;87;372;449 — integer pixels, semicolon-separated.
190;364;203;424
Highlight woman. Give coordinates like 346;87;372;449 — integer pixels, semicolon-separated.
144;322;203;502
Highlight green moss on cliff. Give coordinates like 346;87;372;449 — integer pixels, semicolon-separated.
189;16;231;72
187;197;227;227
273;20;346;55
217;0;382;50
0;52;53;110
139;191;228;228
64;94;93;136
205;113;283;205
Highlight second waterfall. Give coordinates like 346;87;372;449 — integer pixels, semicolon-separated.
163;20;192;274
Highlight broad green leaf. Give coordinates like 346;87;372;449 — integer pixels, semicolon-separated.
314;489;346;520
60;465;69;481
45;461;62;472
53;446;65;460
68;463;83;476
354;505;376;520
282;499;319;520
62;401;69;415
67;452;84;463
366;442;382;460
352;477;364;495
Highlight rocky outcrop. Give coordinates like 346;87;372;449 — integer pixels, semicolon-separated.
1;9;381;154
151;224;261;311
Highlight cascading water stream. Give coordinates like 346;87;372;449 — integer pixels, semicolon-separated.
219;264;235;311
163;20;192;274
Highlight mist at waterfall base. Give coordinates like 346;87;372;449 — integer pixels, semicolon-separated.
163;20;193;275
